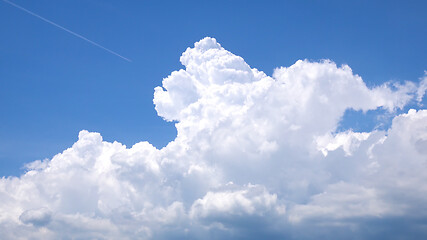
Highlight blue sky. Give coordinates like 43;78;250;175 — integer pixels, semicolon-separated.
0;1;427;239
1;0;426;176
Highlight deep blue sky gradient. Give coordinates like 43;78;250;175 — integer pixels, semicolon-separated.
1;0;426;176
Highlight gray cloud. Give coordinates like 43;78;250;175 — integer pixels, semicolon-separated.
19;208;52;227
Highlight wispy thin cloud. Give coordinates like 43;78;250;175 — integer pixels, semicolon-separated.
3;0;132;62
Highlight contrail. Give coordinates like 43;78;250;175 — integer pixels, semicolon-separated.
3;0;132;62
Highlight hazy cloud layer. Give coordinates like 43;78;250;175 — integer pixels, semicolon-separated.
1;38;427;239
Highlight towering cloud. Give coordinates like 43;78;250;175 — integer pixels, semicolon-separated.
1;38;426;239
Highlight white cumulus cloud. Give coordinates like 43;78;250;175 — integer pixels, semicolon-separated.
1;37;427;239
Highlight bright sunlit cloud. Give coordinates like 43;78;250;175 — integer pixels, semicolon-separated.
1;38;426;239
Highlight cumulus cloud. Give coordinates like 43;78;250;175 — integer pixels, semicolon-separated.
316;131;371;156
190;183;284;221
417;72;427;103
1;37;427;239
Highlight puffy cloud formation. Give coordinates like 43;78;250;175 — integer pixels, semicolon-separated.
1;37;427;239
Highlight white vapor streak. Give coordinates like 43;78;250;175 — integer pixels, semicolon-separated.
3;0;132;62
